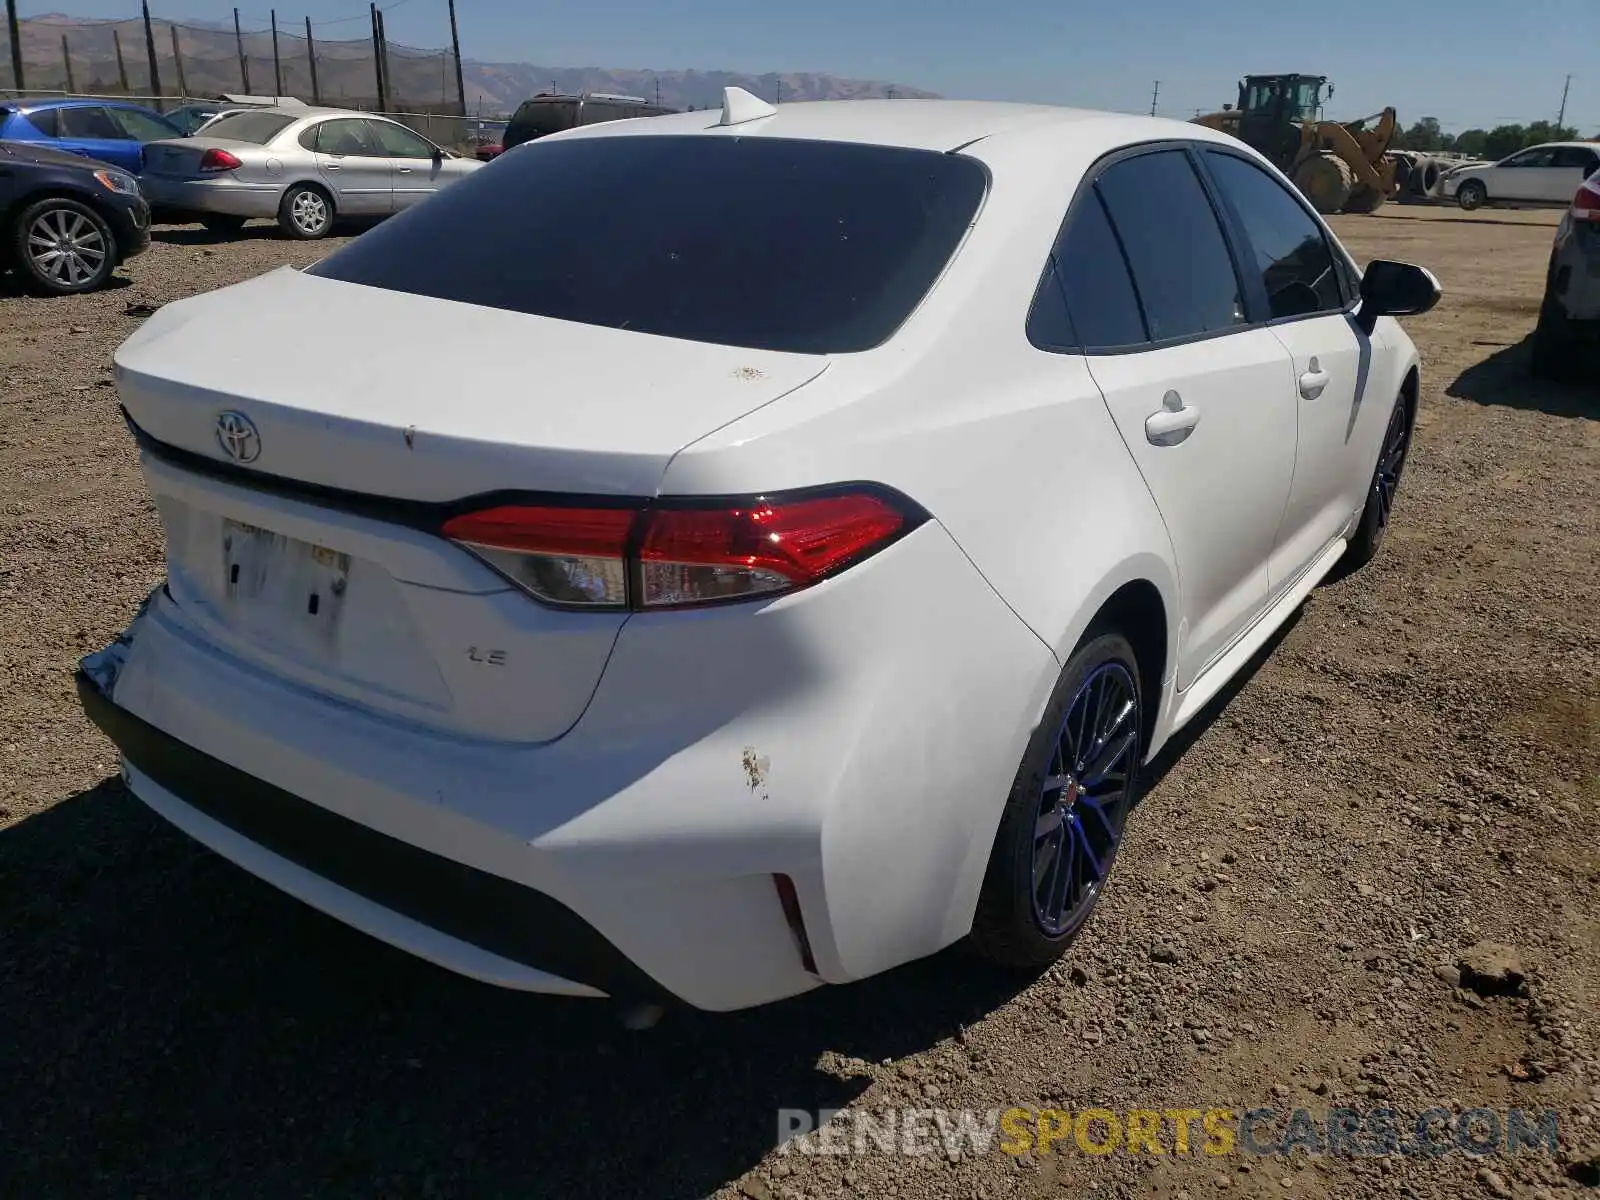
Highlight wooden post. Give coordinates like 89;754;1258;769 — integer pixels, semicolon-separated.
61;34;75;93
270;10;283;99
141;0;163;103
369;4;388;112
233;7;251;93
375;8;393;112
169;24;188;99
6;0;24;90
113;28;131;92
305;17;320;105
447;0;466;120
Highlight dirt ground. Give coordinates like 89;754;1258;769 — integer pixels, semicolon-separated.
1;208;1596;1200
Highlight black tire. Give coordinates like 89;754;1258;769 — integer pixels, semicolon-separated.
12;196;118;296
277;184;334;240
1344;393;1413;570
969;630;1146;971
1530;296;1583;382
200;213;248;235
1456;179;1487;211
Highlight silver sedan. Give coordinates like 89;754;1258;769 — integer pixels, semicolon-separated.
139;107;482;239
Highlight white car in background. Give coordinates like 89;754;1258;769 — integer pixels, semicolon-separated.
82;90;1438;1016
1444;142;1600;210
139;106;481;238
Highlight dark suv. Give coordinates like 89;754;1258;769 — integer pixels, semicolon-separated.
1;138;150;295
502;93;675;152
1532;166;1600;379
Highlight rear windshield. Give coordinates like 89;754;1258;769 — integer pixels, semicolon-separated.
306;134;989;354
199;111;294;144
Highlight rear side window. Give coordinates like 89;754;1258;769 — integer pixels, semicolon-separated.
308;134;990;354
59;106;125;139
200;111;295;144
1095;150;1245;342
23;108;60;137
1552;146;1600;172
1204;151;1345;318
1054;191;1147;350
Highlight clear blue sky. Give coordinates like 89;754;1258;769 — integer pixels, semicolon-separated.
22;0;1600;134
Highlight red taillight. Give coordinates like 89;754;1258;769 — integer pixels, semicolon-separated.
1573;179;1600;221
440;489;916;610
199;148;243;172
640;494;906;607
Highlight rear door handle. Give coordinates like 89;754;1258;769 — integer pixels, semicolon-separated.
1299;355;1329;400
1145;390;1201;446
324;162;341;170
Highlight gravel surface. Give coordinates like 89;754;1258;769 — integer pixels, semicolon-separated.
1;210;1597;1199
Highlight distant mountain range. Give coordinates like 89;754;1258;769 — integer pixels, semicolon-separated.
3;14;939;114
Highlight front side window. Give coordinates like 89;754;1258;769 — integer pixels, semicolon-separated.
369;120;436;159
1205;151;1344;318
308;134;989;355
1094;150;1245;342
1502;148;1554;169
108;107;181;142
59;106;125;139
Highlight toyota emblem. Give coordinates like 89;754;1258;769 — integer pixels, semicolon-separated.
215;410;261;464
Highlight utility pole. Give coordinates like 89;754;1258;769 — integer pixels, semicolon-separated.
270;10;282;99
169;24;188;98
305;17;320;105
5;0;22;91
369;3;389;112
233;7;251;92
1556;74;1571;130
61;35;75;92
113;28;130;92
141;0;162;104
1149;80;1160;117
447;0;466;119
375;8;392;110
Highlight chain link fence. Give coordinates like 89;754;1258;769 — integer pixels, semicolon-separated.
2;15;491;148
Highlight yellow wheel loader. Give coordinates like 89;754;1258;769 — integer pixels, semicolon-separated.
1193;74;1400;215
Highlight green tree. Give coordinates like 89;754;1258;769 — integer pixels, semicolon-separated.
1398;116;1444;151
1483;124;1529;160
1453;129;1489;157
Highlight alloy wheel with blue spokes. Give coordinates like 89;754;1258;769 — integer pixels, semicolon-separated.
1372;403;1411;534
1031;661;1140;938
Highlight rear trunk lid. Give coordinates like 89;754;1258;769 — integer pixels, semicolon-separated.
115;266;829;499
114;267;829;743
141;136;257;178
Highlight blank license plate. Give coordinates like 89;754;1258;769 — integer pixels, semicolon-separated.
221;519;351;640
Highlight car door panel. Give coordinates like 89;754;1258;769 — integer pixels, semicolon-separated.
1058;148;1299;692
1089;335;1298;688
1197;148;1376;593
368;120;446;210
54;106;138;173
312;119;394;215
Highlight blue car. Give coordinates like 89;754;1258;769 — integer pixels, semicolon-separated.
0;98;184;174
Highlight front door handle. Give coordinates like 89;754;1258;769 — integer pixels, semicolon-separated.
1145;390;1201;446
1299;355;1329;400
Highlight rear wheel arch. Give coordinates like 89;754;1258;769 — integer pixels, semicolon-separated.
1083;578;1168;746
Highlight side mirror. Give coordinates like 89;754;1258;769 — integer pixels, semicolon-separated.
1356;259;1441;334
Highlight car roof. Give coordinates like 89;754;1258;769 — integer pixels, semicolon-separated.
549;96;1232;155
11;97;167;113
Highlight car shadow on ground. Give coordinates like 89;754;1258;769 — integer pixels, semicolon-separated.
152;218;382;247
0;618;1290;1197
0;778;1029;1198
0;272;131;300
1448;336;1597;419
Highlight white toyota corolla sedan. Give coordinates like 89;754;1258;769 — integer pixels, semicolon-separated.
81;89;1439;1015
